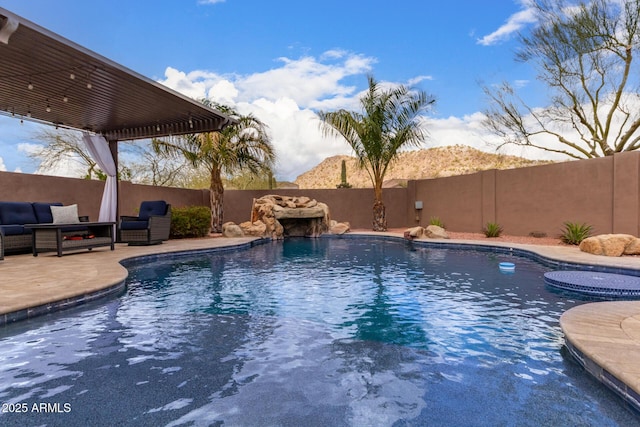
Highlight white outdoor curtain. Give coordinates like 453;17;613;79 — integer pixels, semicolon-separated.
82;133;117;222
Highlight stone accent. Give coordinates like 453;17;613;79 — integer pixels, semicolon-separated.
223;195;349;239
404;226;424;239
239;221;267;238
424;225;449;239
222;222;243;238
330;220;350;235
403;225;449;240
579;234;640;257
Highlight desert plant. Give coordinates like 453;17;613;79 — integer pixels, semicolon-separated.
319;76;435;231
429;216;445;228
483;222;503;238
170;206;212;238
336;159;352;188
153;101;275;233
560;222;593;245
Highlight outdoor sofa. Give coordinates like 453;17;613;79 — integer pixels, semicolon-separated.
0;201;88;254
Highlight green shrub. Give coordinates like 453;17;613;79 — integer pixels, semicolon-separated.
429;216;445;228
483;222;503;238
170;206;211;238
560;222;593;245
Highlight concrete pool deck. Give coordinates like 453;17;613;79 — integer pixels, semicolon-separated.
1;232;639;411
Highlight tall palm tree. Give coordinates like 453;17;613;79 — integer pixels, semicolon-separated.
319;76;435;231
154;101;275;233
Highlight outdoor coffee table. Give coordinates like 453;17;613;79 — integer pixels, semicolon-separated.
25;222;115;257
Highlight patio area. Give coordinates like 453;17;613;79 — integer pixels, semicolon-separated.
1;232;640;413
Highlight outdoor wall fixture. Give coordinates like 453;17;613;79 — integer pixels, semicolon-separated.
414;201;423;223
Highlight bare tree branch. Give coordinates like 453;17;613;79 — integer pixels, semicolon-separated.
483;0;640;158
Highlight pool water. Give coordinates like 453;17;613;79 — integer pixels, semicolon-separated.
0;237;638;426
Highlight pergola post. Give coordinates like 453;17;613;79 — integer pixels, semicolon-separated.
108;138;120;240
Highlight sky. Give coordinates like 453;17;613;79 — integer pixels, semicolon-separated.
0;0;562;181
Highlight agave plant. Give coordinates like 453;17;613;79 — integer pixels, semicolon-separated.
483;222;503;238
560;222;593;245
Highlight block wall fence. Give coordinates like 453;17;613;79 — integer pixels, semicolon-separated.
0;151;638;237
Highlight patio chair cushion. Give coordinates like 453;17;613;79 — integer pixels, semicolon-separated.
138;201;167;220
120;220;149;230
0;201;38;226
32;202;63;223
0;224;29;236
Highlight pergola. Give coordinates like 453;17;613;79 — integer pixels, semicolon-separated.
0;8;234;221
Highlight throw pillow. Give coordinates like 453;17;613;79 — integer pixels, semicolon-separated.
51;204;80;224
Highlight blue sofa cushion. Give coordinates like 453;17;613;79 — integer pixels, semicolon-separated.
33;202;63;223
0;202;37;226
120;220;149;230
0;224;29;236
138;201;167;220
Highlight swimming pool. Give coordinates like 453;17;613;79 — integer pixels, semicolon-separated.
0;237;638;426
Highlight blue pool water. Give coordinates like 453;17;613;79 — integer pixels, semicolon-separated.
0;237;638;426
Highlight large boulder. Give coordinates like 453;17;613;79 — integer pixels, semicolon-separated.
579;234;640;257
239;220;267;238
222;222;243;238
330;220;350;235
404;226;424;239
424;225;449;239
403;225;449;240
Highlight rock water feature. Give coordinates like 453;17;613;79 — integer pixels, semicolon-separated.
222;195;350;239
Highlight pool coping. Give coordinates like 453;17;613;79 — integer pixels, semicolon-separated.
1;232;639;413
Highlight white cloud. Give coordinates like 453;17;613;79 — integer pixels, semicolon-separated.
477;5;537;46
0;157;5;171
424;113;566;161
197;0;225;4
17;142;41;155
16;142;88;177
238;97;351;180
158;51;375;181
158;50;571;182
34;154;88;177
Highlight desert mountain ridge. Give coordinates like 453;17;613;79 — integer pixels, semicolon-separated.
294;144;554;189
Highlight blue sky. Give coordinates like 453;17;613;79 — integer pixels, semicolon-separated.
0;0;555;181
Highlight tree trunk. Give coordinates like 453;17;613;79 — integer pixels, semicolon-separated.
210;167;224;233
373;200;387;231
372;180;387;231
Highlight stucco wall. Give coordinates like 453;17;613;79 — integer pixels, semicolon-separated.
411;152;639;237
1;151;638;236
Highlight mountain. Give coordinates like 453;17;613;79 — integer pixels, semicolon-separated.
294;145;553;189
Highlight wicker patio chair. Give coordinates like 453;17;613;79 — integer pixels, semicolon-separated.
119;201;172;245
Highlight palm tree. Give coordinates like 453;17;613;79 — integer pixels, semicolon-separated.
154;101;275;233
319;76;435;231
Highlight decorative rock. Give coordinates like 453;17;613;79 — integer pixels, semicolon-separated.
404;226;424;239
222;222;244;238
330;221;350;235
626;238;640;255
239;220;267;238
424;225;449;239
273;206;326;219
579;234;640;257
247;195;344;239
